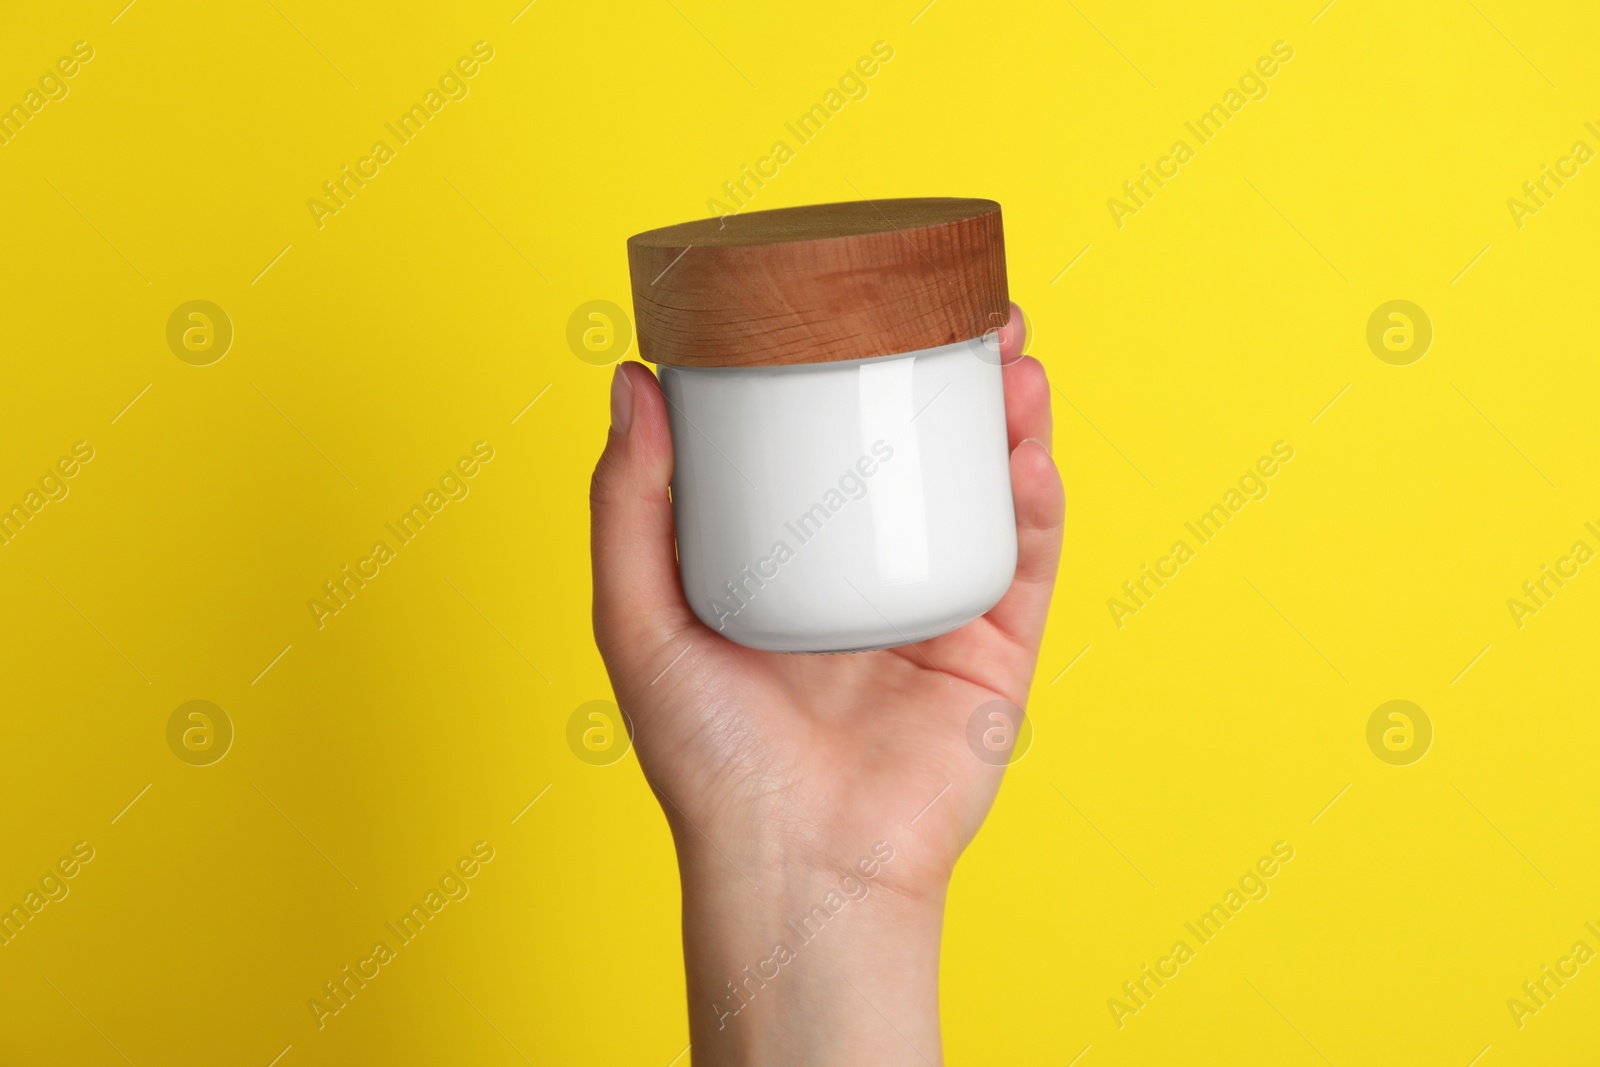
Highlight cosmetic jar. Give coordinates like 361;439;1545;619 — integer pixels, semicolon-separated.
626;198;1017;653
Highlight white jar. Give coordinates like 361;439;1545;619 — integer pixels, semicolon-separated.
660;340;1016;652
628;198;1017;653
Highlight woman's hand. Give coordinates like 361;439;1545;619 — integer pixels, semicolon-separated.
590;304;1064;1065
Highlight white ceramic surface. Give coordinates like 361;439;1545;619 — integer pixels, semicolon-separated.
659;339;1017;653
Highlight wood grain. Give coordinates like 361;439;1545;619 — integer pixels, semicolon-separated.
626;198;1008;368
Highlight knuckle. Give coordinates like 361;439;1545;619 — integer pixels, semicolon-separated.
588;449;625;509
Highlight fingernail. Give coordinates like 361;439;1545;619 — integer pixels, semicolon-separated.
609;364;634;435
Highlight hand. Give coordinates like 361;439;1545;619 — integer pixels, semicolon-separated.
589;303;1064;1066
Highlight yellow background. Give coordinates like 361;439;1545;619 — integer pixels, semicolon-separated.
2;0;1597;1063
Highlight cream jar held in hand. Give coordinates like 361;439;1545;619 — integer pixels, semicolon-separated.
626;198;1017;653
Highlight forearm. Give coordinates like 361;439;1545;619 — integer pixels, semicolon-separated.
677;844;947;1066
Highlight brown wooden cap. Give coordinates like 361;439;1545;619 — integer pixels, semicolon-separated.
626;197;1008;368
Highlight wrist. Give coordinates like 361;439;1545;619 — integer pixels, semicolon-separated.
677;838;947;1066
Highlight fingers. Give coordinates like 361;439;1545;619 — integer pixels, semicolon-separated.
999;303;1051;453
982;439;1066;651
988;307;1064;647
1003;356;1052;454
996;300;1026;364
590;362;699;670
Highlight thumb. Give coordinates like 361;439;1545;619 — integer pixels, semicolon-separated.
589;362;699;672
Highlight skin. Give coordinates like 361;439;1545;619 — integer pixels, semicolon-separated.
590;304;1064;1065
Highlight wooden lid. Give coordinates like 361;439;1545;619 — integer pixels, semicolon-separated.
626;197;1008;368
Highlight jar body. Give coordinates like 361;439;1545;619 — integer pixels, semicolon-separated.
659;340;1017;653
